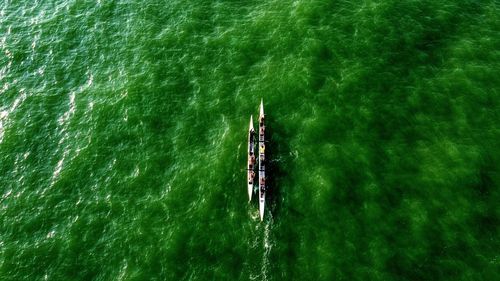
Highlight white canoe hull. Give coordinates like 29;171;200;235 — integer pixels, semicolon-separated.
247;115;255;202
258;100;265;221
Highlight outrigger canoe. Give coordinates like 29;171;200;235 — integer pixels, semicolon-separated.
258;100;266;221
247;115;255;201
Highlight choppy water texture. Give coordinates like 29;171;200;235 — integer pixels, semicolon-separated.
1;0;499;280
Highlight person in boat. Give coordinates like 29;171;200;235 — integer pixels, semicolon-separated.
259;126;265;136
248;152;253;167
260;178;266;192
259;145;265;163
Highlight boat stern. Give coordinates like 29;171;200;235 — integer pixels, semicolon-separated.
259;199;265;221
247;183;253;202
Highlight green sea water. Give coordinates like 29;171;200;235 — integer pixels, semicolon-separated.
1;0;499;280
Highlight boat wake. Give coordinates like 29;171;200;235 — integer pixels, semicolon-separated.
261;214;273;281
248;213;274;281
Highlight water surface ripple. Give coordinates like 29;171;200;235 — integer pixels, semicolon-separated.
0;0;499;280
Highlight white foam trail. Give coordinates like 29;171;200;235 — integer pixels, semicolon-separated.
249;207;274;281
261;214;273;281
249;211;274;281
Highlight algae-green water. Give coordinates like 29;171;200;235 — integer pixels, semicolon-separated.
1;0;499;280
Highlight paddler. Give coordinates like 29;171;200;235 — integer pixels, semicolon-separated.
248;166;255;183
249;153;255;165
